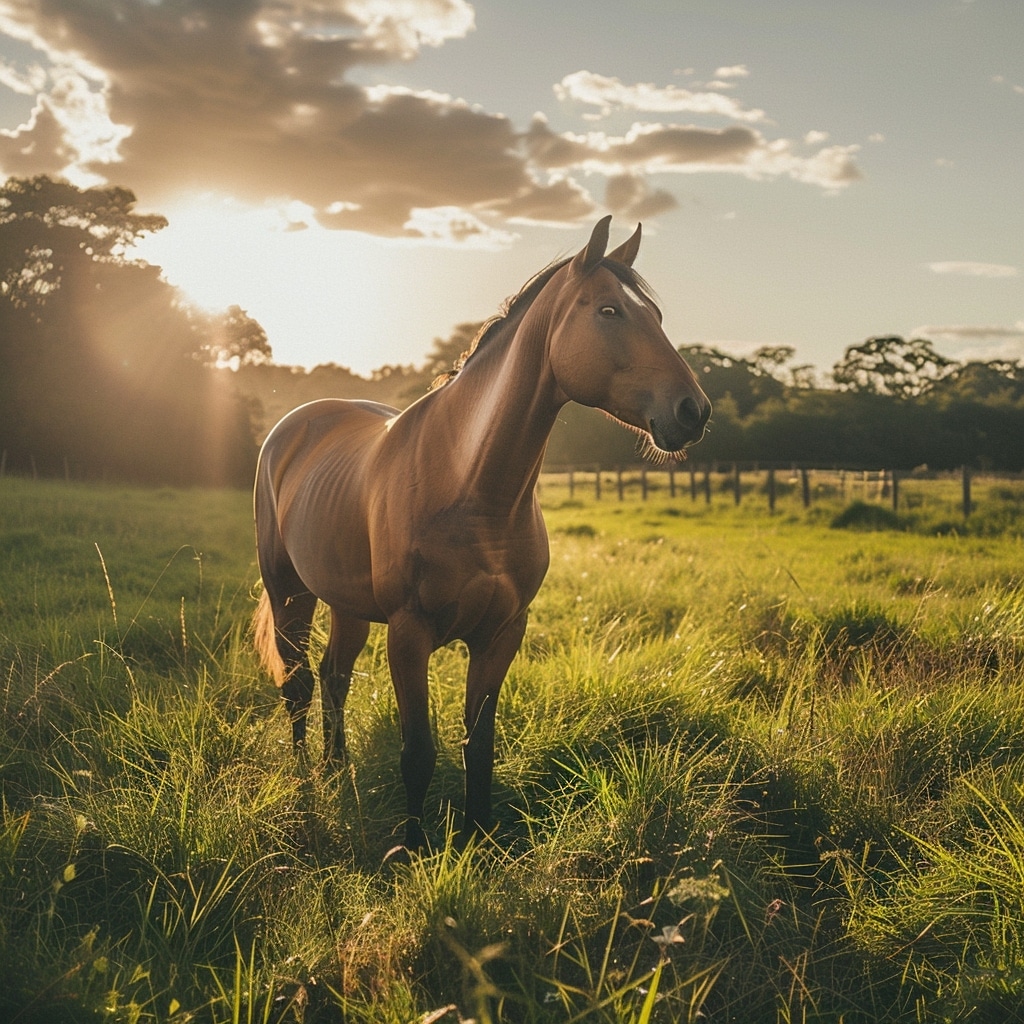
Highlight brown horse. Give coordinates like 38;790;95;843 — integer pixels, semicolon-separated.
253;216;711;850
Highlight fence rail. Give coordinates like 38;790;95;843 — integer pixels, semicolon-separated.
540;464;1024;519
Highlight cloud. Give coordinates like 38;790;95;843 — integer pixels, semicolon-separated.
914;322;1024;341
0;1;862;238
555;70;766;122
912;322;1024;362
0;0;533;235
926;261;1018;278
0;57;46;95
992;74;1024;96
604;173;678;220
525;116;862;189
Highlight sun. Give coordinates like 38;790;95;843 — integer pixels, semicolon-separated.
132;196;396;371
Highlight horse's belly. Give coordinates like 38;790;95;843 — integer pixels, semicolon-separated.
271;408;386;621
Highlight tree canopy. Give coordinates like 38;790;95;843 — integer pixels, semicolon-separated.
832;335;955;399
0;176;261;485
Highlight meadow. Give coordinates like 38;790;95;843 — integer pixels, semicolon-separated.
2;475;1024;1023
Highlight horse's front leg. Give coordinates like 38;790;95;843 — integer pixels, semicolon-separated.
387;616;436;850
462;612;528;844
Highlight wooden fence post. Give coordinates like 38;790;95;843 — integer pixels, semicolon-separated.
641;466;648;500
616;467;624;501
568;469;574;499
801;468;811;508
962;465;972;518
891;471;899;512
668;466;676;498
595;466;602;500
767;466;776;514
733;463;741;505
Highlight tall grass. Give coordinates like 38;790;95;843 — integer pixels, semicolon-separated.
2;478;1024;1021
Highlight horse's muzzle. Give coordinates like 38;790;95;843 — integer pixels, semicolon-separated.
651;394;712;451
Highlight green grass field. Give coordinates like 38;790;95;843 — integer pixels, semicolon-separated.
2;476;1024;1023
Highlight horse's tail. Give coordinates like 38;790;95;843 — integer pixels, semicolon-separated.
252;586;286;687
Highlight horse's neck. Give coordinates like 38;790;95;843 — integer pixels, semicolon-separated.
434;298;563;509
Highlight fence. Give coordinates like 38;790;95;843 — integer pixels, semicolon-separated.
540;464;1022;520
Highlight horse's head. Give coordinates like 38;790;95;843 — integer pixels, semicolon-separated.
546;216;711;457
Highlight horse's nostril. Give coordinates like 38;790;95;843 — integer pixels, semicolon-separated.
676;395;701;429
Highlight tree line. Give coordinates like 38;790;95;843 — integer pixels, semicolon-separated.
0;176;268;486
3;175;1021;486
362;328;1024;473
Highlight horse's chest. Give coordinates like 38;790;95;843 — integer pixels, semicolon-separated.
378;506;548;641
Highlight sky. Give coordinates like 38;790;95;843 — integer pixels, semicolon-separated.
0;0;1021;378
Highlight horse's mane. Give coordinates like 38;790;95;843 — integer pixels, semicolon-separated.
429;256;660;391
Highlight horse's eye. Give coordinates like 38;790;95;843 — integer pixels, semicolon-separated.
600;305;618;317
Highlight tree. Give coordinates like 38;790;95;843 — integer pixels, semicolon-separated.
0;175;259;485
831;335;954;399
0;175;166;307
933;359;1024;404
199;304;272;367
676;344;782;417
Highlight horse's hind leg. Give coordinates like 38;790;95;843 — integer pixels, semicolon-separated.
320;610;370;765
265;577;319;751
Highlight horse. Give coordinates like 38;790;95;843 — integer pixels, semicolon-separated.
252;216;711;851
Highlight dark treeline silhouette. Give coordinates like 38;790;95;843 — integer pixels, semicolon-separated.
230;320;480;437
0;176;268;486
234;329;1024;473
545;338;1024;471
233;326;1024;472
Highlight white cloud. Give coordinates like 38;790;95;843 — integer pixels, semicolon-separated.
0;57;46;95
992;74;1024;96
912;322;1024;362
926;261;1018;278
555;70;766;122
402;206;515;247
713;65;749;79
343;0;475;53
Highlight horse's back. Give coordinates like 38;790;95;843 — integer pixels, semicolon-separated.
262;398;397;452
258;399;395;495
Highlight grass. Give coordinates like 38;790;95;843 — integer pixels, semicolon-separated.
2;475;1024;1021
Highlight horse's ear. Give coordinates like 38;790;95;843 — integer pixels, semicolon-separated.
570;215;612;275
607;222;641;268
